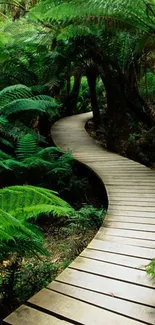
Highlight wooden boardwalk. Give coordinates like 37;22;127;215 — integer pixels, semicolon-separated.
4;112;155;325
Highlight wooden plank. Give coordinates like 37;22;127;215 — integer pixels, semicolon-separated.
105;181;155;186
108;186;155;194
4;305;71;325
107;209;155;218
110;201;155;206
95;233;155;248
104;216;155;224
52;268;155;307
104;221;155;232
29;288;144;325
80;248;148;269
88;239;155;259
97;227;155;241
48;281;155;324
70;256;153;288
109;205;155;212
107;186;155;191
105;176;155;181
110;196;155;202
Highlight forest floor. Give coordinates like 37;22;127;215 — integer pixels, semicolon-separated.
0;162;107;322
86;118;155;168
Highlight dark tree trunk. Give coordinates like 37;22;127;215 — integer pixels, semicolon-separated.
66;76;71;97
70;72;81;114
64;72;81;116
86;69;100;126
101;68;153;150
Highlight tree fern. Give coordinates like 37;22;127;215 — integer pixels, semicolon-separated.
0;84;33;107
38;0;155;34
0;185;75;261
3;120;46;143
0;98;58;117
16;134;37;159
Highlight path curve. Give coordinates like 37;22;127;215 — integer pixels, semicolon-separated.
4;113;155;325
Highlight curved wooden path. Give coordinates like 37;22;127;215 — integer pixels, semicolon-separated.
4;112;155;325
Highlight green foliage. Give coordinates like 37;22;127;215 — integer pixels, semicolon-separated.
16;134;37;159
139;72;155;101
0;85;59;118
1;98;58;117
0;185;74;262
0;84;59;152
0;84;33;107
1;260;58;308
146;259;155;282
31;0;155;33
0;134;74;191
68;205;105;230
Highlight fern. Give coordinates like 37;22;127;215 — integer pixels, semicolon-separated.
3;120;47;143
0;185;75;261
39;0;155;34
0;84;33;107
68;205;105;229
0;150;12;160
0;115;7;125
16;134;37;160
0;98;58;116
146;259;155;282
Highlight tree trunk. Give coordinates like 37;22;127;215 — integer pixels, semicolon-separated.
102;69;154;150
65;72;81;115
86;69;100;126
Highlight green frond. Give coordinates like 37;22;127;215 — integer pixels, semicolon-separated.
16;134;37;160
4;120;46;143
0;185;74;260
0;137;14;148
57;25;99;41
0;84;33;107
40;0;155;34
36;146;62;160
0;185;73;216
0;115;8;125
0;159;23;172
139;72;155;100
0;150;12;160
0;98;58;117
22;156;54;169
30;84;49;95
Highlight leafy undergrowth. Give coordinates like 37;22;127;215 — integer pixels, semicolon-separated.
0;163;107;321
145;260;155;283
86;117;155;168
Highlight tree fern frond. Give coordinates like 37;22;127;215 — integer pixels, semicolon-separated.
42;0;155;34
31;95;56;101
0;137;14;148
0;98;58;116
57;25;98;41
0;84;33;107
30;84;49;95
0;185;74;260
0;115;8;125
0;150;12;160
36;146;62;160
4;120;47;143
0;159;23;172
16;134;37;160
23;156;54;169
0;185;72;216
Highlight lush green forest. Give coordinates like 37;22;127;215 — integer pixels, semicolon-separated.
0;0;155;320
